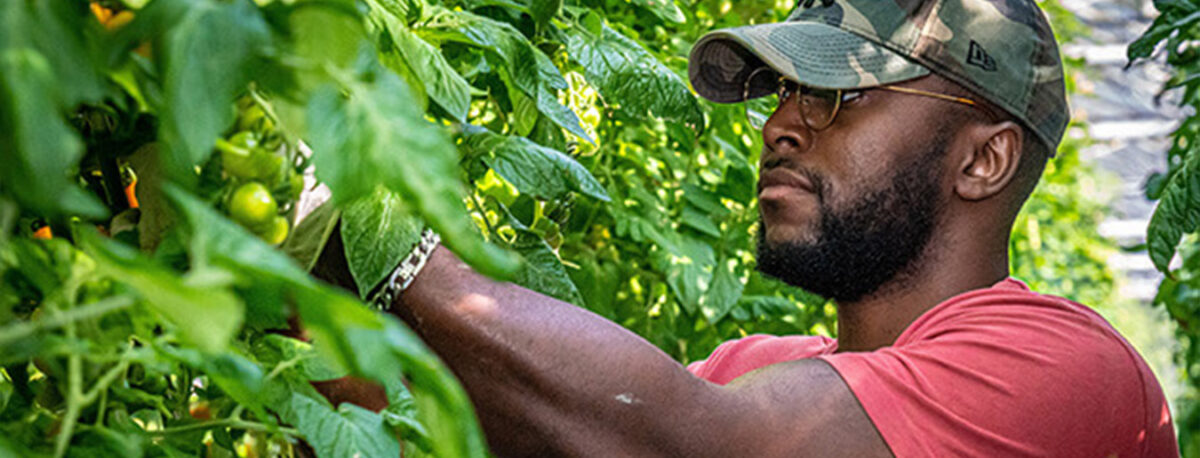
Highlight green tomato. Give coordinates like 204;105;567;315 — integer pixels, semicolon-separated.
228;131;258;149
218;139;284;182
217;133;261;179
259;215;289;245
257;152;285;185
287;173;305;201
228;182;277;228
237;105;267;132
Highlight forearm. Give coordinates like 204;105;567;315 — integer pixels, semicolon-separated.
392;246;734;456
310;230;887;457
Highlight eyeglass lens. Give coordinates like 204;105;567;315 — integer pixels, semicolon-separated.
744;70;841;131
743;69;779;130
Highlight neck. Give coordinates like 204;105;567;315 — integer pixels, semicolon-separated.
833;229;1011;353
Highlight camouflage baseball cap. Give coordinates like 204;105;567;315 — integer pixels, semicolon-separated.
688;0;1069;155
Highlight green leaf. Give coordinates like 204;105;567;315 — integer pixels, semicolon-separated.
158;0;270;172
164;186;304;329
80;231;243;353
25;0;107;106
157;346;267;417
165;187;486;456
650;233;715;315
529;0;562;28
342;188;425;298
367;0;426;24
289;392;402;458
422;9;593;143
0;196;14;245
252;334;346;382
700;258;743;323
381;379;433;452
379;40;431;114
511;89;540;137
289;0;365;74
628;0;686;24
0;430;21;457
681;205;720;238
66;427;144;458
565;17;704;133
281;201;342;272
681;183;730;217
1128;11;1200;64
740;295;802;318
291;287;488;458
306;72;520;279
1128;25;1166;63
0;44;106;218
1147;148;1200;273
566;258;620;319
499;203;584;305
371;11;471;121
462;127;609;202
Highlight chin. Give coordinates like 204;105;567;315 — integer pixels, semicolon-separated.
760;223;817;247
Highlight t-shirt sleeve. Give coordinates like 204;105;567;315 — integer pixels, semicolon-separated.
688;334;837;385
818;292;1177;457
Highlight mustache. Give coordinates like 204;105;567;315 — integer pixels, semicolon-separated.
760;156;827;200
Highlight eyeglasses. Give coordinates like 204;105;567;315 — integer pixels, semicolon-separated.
742;67;988;131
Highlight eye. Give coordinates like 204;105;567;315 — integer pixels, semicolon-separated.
778;81;797;103
840;90;864;104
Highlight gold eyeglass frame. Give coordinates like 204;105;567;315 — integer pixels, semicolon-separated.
742;67;988;131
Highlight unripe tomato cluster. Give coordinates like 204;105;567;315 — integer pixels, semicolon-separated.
217;96;304;245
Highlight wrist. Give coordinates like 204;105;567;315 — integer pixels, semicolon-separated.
368;228;441;311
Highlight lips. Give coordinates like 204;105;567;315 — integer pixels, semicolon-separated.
758;168;817;196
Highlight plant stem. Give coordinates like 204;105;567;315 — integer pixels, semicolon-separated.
469;191;497;239
80;358;130;405
54;315;84;458
0;296;135;347
155;418;301;438
93;389;108;427
99;155;129;210
265;354;305;381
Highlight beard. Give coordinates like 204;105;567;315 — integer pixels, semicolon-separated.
755;133;949;304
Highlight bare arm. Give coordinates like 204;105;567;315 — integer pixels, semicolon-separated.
388;245;892;457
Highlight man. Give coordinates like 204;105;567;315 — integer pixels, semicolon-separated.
317;0;1179;455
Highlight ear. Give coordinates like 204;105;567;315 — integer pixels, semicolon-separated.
953;121;1023;202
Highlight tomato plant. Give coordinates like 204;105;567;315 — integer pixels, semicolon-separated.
1128;0;1200;453
0;0;1115;456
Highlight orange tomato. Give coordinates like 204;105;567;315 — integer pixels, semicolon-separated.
89;2;112;24
189;402;212;420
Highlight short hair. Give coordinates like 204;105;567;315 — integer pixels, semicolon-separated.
929;75;1050;212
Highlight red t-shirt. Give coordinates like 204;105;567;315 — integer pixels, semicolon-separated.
687;278;1178;457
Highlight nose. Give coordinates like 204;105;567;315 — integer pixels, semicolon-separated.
760;103;814;166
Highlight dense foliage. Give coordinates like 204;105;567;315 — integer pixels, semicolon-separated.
1129;0;1200;453
0;0;1117;456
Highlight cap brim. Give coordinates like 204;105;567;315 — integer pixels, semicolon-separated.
689;21;930;103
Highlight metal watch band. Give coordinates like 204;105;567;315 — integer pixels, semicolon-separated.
369;229;441;311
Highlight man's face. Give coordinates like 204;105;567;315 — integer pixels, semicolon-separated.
753;77;953;303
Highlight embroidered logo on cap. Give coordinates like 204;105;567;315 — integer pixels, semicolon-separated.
967;40;997;72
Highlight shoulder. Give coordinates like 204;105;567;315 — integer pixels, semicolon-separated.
821;278;1177;457
688;334;837;385
899;278;1129;360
